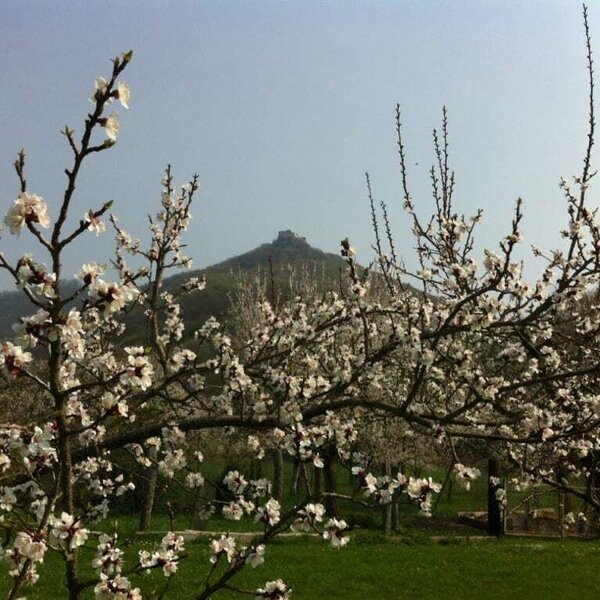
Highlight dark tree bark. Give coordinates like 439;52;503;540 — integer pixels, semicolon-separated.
138;445;158;532
324;450;338;517
487;457;503;536
272;449;285;505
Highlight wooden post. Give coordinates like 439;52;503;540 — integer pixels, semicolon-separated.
487;457;503;536
392;464;400;532
324;450;338;517
559;490;566;539
382;462;392;535
556;465;572;537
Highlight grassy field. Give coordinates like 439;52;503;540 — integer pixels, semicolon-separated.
1;532;599;599
4;460;593;598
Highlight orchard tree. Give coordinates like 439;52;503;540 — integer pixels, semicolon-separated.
358;5;600;511
0;53;440;600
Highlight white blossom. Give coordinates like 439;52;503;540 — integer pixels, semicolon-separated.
5;193;50;235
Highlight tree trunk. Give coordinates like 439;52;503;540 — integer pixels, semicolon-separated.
190;495;209;530
557;465;573;515
324;451;338;516
291;459;302;496
139;445;158;532
391;497;399;532
57;410;80;598
272;449;285;504
487;457;503;536
313;464;323;497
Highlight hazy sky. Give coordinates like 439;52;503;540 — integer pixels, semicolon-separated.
1;1;598;289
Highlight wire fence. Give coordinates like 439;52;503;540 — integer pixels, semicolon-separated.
504;483;599;537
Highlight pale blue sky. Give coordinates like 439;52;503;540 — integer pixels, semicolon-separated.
0;1;597;289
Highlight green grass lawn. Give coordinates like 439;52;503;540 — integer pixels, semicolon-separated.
2;533;599;599
4;460;591;598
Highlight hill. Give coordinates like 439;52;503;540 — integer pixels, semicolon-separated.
129;230;347;342
218;230;344;270
0;231;347;343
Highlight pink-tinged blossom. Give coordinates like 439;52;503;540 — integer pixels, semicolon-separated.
115;81;131;109
15;255;56;297
406;477;442;515
139;532;184;576
209;534;236;564
94;573;141;600
245;543;266;568
495;487;507;507
223;470;248;495
255;579;291;599
13;531;47;562
293;503;325;531
12;310;52;348
1;342;32;377
157;449;187;478
50;512;90;550
92;534;124;576
85;210;106;235
255;498;280;527
0;486;17;512
6;531;47;582
169;348;196;370
14;424;58;472
454;464;481;491
181;276;206;293
312;453;324;468
248;435;265;460
249;478;271;498
121;346;154;390
323;518;349;548
77;262;106;285
89;280;138;316
114;226;140;253
223;501;245;521
185;471;205;489
91;77;109;102
5;192;51;235
99;113;120;141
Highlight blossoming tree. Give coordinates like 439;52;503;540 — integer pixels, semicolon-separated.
0;51;443;600
3;6;600;598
